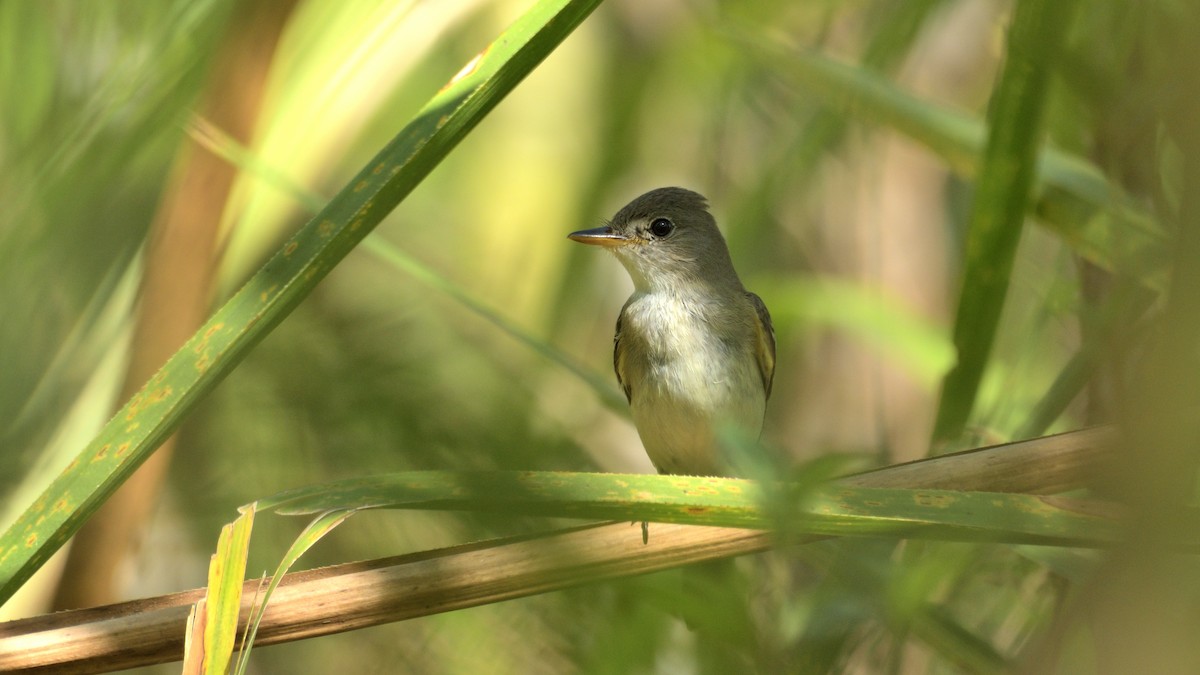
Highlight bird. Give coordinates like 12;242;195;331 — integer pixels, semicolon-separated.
568;187;775;478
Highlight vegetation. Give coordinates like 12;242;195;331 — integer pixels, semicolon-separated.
2;0;1198;672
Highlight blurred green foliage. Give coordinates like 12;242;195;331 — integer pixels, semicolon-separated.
2;0;1198;672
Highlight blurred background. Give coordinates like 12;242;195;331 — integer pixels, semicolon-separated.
2;0;1196;672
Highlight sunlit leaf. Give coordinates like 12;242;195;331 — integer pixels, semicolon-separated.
257;470;1134;548
0;0;603;606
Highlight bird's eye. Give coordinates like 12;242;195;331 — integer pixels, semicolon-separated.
649;217;674;238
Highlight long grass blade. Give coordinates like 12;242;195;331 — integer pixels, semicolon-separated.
931;0;1082;445
0;0;602;606
193;118;628;413
254;470;1138;549
234;508;354;675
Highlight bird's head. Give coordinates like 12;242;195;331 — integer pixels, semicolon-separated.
568;187;740;293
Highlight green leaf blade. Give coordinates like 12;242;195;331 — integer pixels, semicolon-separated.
0;0;603;607
932;0;1082;445
255;471;1131;549
200;506;255;675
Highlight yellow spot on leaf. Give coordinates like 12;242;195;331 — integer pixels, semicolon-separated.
93;444;110;462
914;492;955;508
25;533;37;547
193;322;225;360
284;241;298;257
354;180;369;193
116;442;131;457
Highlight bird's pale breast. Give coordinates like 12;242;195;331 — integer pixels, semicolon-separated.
619;290;766;476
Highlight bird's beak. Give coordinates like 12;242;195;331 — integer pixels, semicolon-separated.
568;226;628;248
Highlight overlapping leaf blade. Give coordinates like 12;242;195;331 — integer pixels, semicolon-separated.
0;0;603;606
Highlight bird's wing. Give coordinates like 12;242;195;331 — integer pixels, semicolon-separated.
613;302;633;403
747;292;776;400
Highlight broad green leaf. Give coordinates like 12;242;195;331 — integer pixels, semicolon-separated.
0;0;602;606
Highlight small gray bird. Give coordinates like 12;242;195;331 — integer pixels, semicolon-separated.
569;187;775;477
